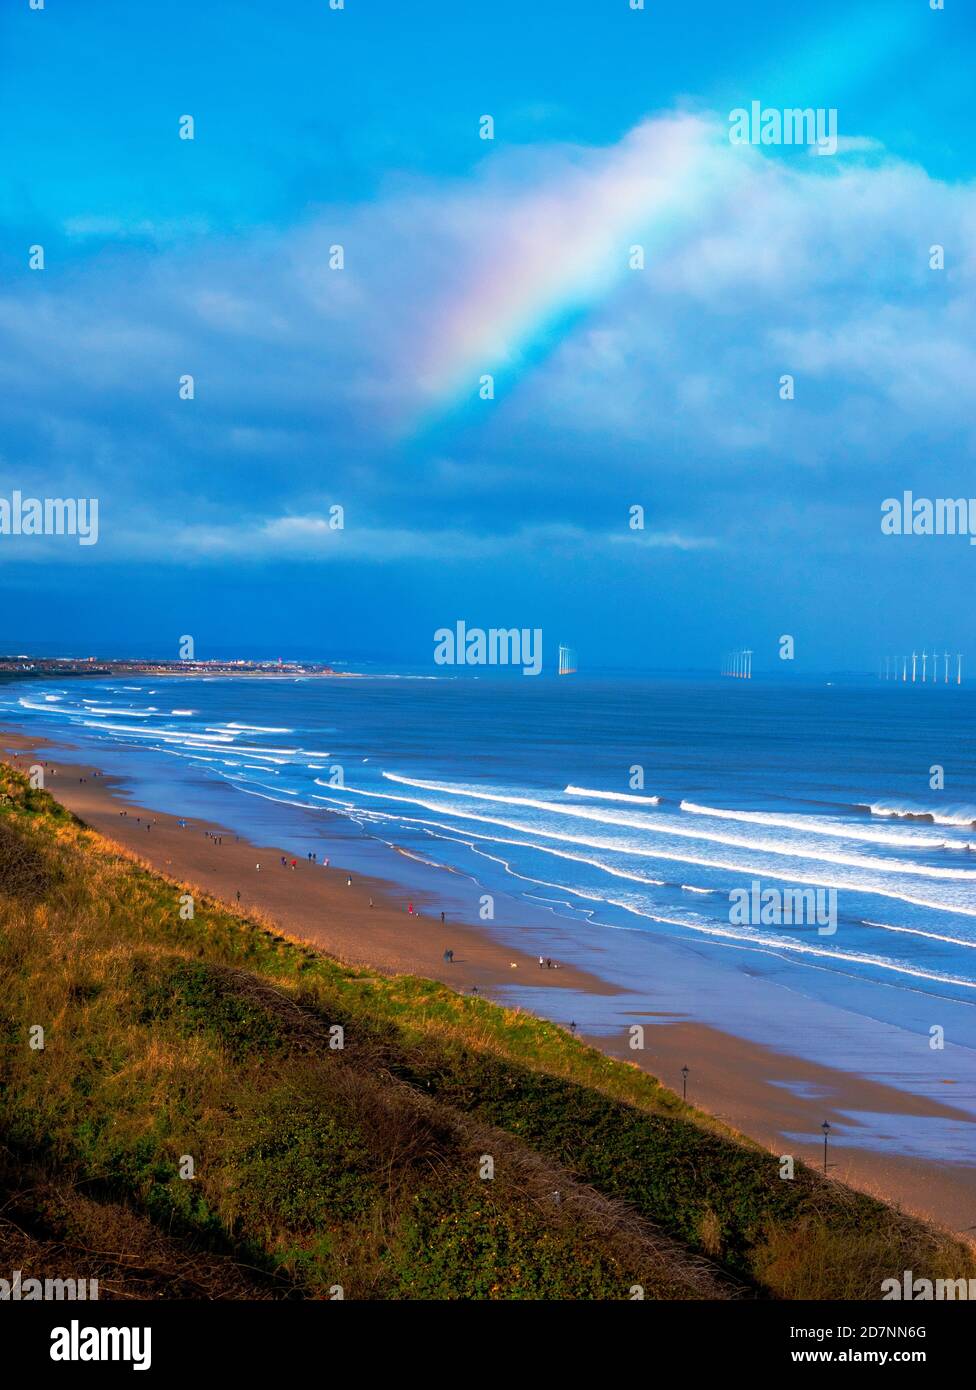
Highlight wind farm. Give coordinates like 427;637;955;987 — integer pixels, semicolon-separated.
722;649;752;678
880;652;962;684
557;643;577;676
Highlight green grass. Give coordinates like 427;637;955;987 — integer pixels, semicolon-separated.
0;761;972;1300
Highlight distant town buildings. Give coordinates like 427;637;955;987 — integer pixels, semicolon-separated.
0;656;345;677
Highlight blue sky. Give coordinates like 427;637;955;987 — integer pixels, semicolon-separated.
1;0;974;670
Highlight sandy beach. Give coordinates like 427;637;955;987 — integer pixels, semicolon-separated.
4;725;976;1239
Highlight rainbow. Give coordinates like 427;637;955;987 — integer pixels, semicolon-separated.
406;113;734;432
403;0;930;437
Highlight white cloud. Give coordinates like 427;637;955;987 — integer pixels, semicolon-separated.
0;108;973;560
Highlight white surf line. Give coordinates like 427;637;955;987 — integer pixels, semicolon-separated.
679;799;974;851
862;920;976;950
381;774;976;883
564;785;662;805
310;784;976;919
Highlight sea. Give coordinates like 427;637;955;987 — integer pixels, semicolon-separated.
4;669;976;1165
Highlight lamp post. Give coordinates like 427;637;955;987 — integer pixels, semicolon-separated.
822;1120;831;1174
681;1066;689;1101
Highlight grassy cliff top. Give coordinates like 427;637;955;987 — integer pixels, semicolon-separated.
0;762;971;1300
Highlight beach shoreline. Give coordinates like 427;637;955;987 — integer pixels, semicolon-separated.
4;723;976;1239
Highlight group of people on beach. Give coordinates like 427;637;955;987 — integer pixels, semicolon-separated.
538;956;560;969
15;750;501;1001
106;789;479;986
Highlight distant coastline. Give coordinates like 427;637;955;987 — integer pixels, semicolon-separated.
0;656;362;679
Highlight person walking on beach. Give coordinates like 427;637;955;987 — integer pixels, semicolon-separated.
347;876;352;887
408;902;413;915
443;948;454;964
539;955;544;968
236;890;241;903
440;911;445;924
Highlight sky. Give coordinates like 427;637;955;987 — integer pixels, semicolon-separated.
0;0;974;672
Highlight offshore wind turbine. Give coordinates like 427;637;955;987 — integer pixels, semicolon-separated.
944;650;951;684
958;653;963;686
921;649;928;683
902;655;908;682
911;651;918;683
